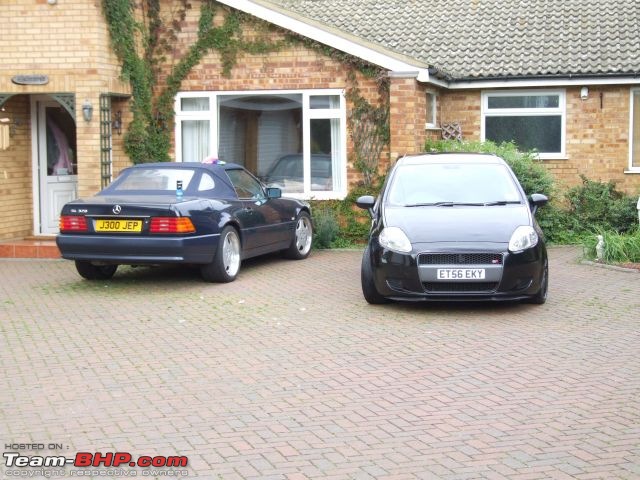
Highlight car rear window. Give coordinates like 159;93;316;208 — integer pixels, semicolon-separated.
112;168;196;192
387;163;522;206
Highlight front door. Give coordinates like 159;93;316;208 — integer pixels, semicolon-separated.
37;100;77;234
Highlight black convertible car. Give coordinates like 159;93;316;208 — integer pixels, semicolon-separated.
356;153;549;304
57;162;313;282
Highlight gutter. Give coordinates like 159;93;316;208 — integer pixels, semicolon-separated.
433;70;640;89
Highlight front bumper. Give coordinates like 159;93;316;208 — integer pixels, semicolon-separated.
56;233;220;265
369;241;546;302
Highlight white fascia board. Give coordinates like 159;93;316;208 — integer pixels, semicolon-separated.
448;76;640;89
216;0;431;80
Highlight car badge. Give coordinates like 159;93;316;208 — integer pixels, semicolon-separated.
112;205;122;214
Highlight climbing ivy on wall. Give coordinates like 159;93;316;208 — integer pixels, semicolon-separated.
285;33;390;186
101;0;390;172
101;0;285;163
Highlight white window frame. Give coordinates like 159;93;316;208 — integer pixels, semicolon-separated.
628;88;640;173
425;91;437;128
481;89;566;159
175;89;347;200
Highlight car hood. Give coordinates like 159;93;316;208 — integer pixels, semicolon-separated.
384;205;532;244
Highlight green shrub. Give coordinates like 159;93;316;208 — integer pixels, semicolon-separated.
583;229;640;263
566;176;638;234
311;206;340;249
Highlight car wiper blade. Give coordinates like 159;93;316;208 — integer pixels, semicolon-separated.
483;200;522;206
404;202;485;207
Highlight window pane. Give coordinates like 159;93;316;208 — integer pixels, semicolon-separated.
218;94;303;192
310;95;340;109
226;169;265;199
488;95;559;109
262;154;303;193
310;118;339;191
485;115;561;153
633;91;640;168
181;97;209;111
426;93;436;125
181;120;209;162
198;173;216;191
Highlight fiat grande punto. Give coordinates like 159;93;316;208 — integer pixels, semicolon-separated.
356;153;549;304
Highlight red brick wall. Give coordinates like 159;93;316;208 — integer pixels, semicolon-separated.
162;2;389;185
438;87;640;195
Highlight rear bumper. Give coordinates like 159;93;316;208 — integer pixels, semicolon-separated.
56;233;220;265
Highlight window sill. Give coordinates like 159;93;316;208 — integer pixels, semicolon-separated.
539;156;569;161
424;124;441;131
624;169;640;174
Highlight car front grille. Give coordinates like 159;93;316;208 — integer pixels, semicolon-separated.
422;282;499;293
418;253;503;265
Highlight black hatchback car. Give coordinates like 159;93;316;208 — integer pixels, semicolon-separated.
356;153;549;304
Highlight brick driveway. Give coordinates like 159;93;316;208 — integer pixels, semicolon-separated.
1;247;639;479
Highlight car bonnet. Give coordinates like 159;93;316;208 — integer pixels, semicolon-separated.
383;204;533;244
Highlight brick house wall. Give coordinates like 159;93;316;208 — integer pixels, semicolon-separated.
438;86;640;195
163;2;391;186
0;0;129;240
0;96;32;240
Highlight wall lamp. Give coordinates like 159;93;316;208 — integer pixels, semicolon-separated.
82;99;93;122
580;86;589;101
112;110;122;135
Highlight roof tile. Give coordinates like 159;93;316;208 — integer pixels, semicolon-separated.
267;0;640;79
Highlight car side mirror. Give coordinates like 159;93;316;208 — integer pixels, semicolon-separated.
528;193;548;215
356;195;375;211
266;187;282;199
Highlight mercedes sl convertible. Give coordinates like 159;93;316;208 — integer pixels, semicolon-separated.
57;162;313;282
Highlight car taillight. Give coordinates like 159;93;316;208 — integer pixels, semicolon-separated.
149;217;195;233
59;215;88;232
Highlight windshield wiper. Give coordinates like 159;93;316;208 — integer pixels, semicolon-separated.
404;201;484;207
482;200;522;206
403;200;522;207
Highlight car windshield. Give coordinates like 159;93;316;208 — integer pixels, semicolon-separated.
386;163;522;206
110;168;197;193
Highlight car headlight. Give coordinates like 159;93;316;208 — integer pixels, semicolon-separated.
509;225;539;253
379;227;412;253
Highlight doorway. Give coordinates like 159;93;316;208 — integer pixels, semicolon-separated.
33;97;78;235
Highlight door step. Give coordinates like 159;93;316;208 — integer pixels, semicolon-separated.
0;238;60;259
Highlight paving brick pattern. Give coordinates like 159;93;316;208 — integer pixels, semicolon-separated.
1;247;639;479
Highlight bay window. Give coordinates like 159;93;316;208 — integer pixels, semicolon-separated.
175;90;347;199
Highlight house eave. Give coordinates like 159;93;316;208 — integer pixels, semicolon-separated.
216;0;435;82
445;72;640;89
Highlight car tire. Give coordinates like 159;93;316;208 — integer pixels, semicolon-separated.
75;261;117;280
526;260;548;305
283;211;313;260
200;225;242;283
361;245;388;304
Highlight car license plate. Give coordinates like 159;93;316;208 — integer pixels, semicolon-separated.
95;219;142;232
437;268;486;280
